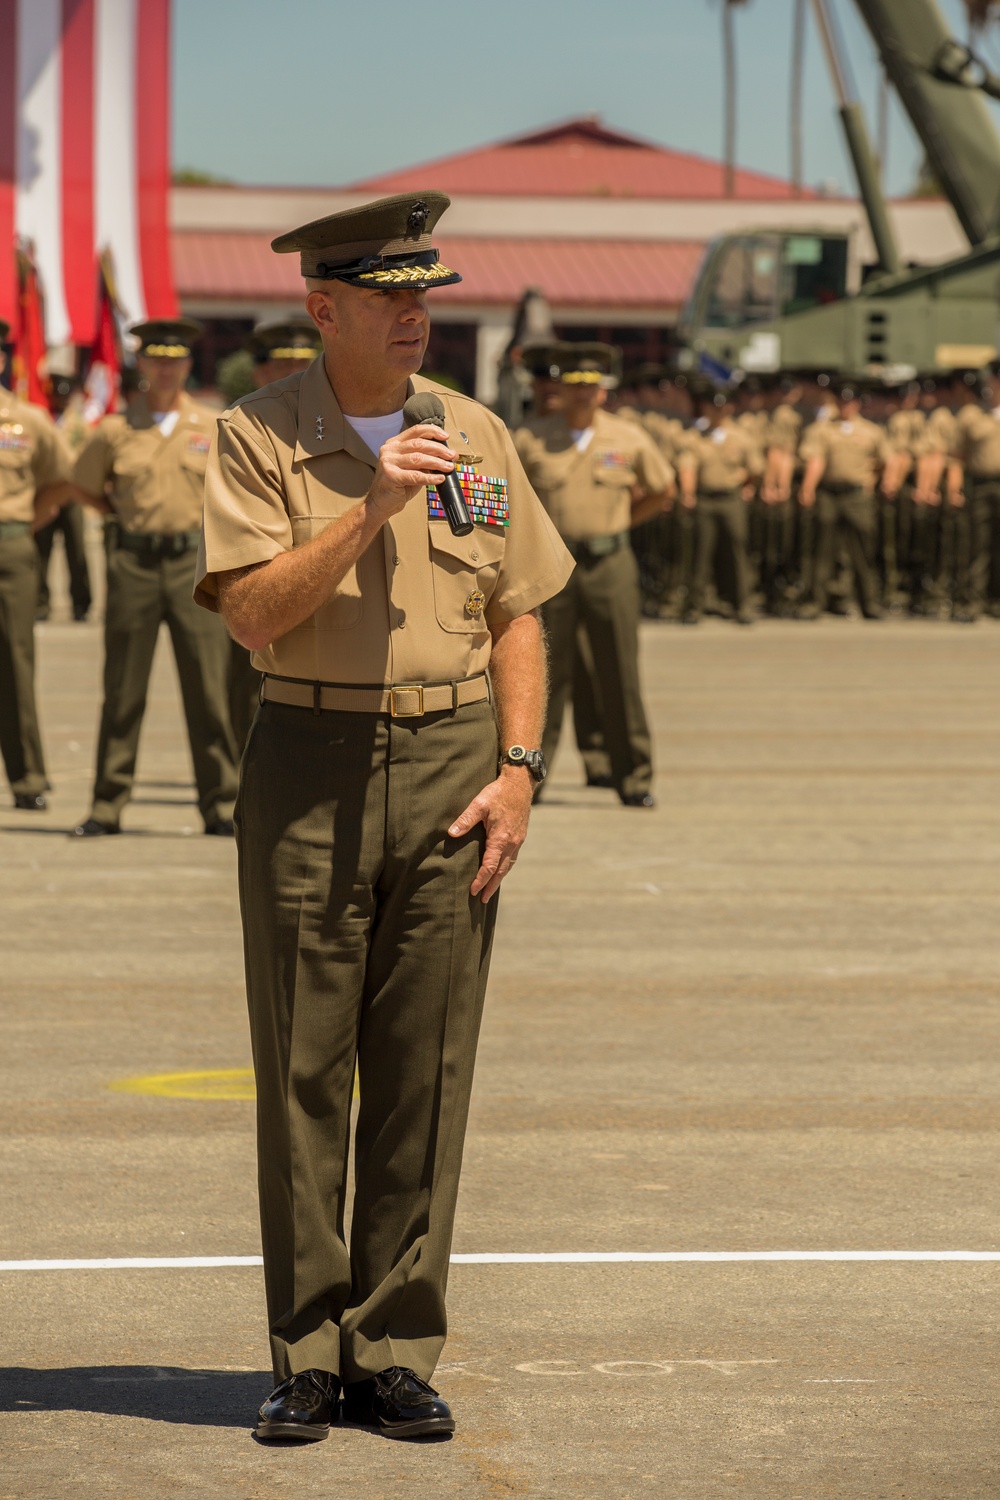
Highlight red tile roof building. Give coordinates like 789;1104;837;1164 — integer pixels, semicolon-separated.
353;117;816;201
172;118;960;399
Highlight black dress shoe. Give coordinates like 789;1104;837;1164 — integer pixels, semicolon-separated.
342;1366;454;1439
620;792;656;808
71;818;119;837
204;817;235;837
256;1369;339;1442
13;792;47;811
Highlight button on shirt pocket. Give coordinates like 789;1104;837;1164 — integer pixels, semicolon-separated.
429;524;505;634
291;514;363;629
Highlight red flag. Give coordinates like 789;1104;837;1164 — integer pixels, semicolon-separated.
12;243;51;410
83;251;121;425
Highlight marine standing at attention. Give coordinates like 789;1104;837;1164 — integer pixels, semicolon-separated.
70;319;239;836
514;344;671;808
225;318;328;754
196;191;572;1440
0;320;74;810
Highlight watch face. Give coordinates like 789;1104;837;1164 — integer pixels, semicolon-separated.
506;745;527;763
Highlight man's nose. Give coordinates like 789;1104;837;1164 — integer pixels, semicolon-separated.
397;293;428;323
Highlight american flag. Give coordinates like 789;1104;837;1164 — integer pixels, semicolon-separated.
0;0;177;347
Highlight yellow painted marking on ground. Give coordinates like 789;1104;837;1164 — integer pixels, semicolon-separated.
108;1068;361;1101
109;1068;256;1100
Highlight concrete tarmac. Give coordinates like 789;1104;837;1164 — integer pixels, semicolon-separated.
2;597;999;1498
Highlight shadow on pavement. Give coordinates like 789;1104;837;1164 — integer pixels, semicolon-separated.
0;1366;268;1428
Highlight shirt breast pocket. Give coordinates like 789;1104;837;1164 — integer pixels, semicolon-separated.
0;447;32;485
291;514;363;629
593;455;635;487
429;524;505;635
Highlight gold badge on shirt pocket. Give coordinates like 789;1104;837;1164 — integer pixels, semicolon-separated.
464;589;486;618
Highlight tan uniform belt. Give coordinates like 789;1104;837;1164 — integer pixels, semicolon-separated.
261;673;489;718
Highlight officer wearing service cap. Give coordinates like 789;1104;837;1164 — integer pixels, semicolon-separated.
70;318;239;835
0;318;74;810
196;190;572;1440
514;343;671;807
245;318;323;387
225;320;328;754
797;379;894;620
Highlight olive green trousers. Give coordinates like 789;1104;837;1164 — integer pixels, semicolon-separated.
34;501;92;618
809;486;879;614
227;637;261;756
237;697;499;1384
542;545;652;799
88;545;238;828
0;533;47;796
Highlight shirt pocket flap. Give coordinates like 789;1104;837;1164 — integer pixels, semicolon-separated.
428;524;506;568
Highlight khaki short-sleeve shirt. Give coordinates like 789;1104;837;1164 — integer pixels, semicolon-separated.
0;394;72;524
886;408;925;456
676;419;763;491
799;417;889;490
513;410;673;541
73;393;218;534
914;405;957;457
195;360;573;686
954;404;1000;476
766;404;804;455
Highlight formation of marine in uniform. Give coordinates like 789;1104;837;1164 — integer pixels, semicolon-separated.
592;357;1000;628
3;313;1000;825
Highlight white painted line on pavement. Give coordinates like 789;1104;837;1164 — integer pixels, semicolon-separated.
1;1250;1000;1271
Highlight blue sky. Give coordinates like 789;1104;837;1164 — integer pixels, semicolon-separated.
172;0;1000;197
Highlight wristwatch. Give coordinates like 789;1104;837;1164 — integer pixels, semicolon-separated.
502;745;547;783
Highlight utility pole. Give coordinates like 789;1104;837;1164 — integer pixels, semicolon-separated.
791;0;807;196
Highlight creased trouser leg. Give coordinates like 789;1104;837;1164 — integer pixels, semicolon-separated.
238;699;497;1384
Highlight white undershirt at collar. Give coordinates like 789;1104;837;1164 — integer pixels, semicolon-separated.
569;426;594;453
344;410;405;456
151;410;180;437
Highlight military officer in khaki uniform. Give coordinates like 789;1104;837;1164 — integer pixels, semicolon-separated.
525;342;611;788
797;381;894;619
760;377;806;614
71;318;238;835
677;383;763;625
947;374;1000;620
515;344;671;808
224;319;328;754
0;321;74;809
912;378;964;615
34;375;93;622
197;192;572;1440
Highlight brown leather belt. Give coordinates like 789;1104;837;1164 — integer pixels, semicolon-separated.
261;672;489;718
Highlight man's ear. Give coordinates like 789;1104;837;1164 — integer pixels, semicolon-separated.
306;290;336;337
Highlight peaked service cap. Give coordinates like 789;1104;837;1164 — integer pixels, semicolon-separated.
130;317;204;357
245;318;323;363
556;342;621;388
271;191;461;290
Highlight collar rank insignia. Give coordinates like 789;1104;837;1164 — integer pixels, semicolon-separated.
315;415;324;441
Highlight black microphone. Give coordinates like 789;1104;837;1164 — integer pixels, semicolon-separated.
401;392;474;537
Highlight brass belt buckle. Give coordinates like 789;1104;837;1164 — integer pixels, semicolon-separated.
389;684;424;718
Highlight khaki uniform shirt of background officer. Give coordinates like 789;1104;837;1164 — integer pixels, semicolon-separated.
513;374;674;542
196;189;573;1443
224;318;327;755
513;346;669;806
0;322;74;809
798;403;892;496
70;318;239;836
677;405;764;497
